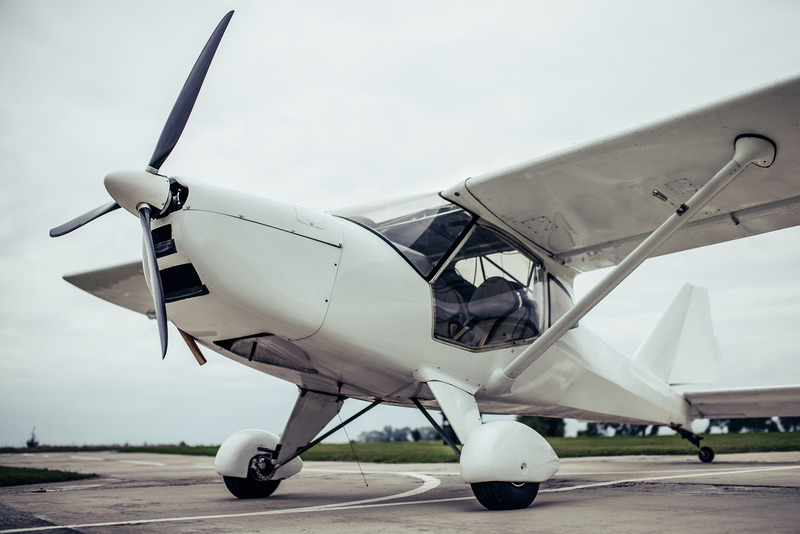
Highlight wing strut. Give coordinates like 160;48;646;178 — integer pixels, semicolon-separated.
483;135;776;396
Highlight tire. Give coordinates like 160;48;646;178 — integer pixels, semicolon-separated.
698;446;715;463
223;475;281;499
470;481;540;510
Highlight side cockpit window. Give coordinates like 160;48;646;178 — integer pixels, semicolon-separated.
548;274;574;326
433;225;542;349
332;195;543;350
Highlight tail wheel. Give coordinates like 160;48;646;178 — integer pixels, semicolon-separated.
698;446;715;463
223;475;281;499
470;481;540;510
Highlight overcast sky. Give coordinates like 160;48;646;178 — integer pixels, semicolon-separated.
2;0;799;447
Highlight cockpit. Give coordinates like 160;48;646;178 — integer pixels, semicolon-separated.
333;194;557;350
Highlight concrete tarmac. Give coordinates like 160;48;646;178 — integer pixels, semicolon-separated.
1;451;798;533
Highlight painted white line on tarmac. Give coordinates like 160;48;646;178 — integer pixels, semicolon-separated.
282;464;800;509
543;464;800;493
118;460;166;467
32;484;105;492
558;467;744;477
2;464;798;533
0;470;440;533
193;463;215;469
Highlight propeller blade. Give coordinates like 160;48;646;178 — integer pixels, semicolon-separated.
147;10;234;173
138;205;168;358
49;201;121;237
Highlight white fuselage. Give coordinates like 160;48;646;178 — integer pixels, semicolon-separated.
153;179;690;428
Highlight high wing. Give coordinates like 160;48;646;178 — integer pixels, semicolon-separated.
683;385;800;419
64;261;154;318
443;75;800;272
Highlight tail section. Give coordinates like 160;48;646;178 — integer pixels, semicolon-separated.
632;284;718;385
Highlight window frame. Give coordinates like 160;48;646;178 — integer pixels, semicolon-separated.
429;222;545;352
334;195;477;281
547;273;577;329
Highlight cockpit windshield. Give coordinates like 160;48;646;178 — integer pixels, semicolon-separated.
331;194;473;278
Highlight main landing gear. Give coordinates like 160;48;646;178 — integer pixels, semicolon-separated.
215;390;383;501
673;426;715;463
414;398;544;511
217;384;557;511
412;390;559;511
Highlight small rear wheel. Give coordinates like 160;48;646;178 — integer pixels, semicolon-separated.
470;481;540;510
223;475;281;499
698;446;715;463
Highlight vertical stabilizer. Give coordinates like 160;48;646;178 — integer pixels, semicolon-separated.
632;284;718;385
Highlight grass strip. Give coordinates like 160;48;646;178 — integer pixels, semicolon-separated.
0;466;98;487
6;432;798;463
0;446;116;454
114;431;800;462
549;431;800;458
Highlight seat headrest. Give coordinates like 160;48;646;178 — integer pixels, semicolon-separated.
468;277;521;319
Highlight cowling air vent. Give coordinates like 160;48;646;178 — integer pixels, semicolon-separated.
160;263;209;303
151;224;177;258
216;334;318;374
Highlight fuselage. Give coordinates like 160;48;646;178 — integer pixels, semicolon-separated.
152;178;689;428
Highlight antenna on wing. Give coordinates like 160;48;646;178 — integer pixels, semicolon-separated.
338;412;369;487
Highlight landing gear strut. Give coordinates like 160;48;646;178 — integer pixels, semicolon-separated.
216;392;382;500
673;426;715;463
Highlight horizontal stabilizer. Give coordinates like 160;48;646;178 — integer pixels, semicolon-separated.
64;261;154;318
683;385;800;418
632;284;718;385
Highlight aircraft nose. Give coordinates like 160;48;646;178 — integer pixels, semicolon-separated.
104;170;171;216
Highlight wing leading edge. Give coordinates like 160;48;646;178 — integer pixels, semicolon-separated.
444;75;800;272
64;261;154;318
683;385;800;419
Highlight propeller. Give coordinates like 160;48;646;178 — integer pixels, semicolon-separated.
139;204;168;358
148;10;234;173
49;201;121;237
50;11;235;359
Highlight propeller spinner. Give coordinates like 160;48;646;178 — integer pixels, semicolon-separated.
50;11;235;359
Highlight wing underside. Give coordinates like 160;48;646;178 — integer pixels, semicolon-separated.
64;260;154;318
444;75;800;272
683;385;800;419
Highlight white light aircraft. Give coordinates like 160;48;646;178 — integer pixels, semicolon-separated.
51;12;800;510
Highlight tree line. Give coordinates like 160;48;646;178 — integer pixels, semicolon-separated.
357;416;800;443
708;417;799;433
581;417;800;436
358;425;440;443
